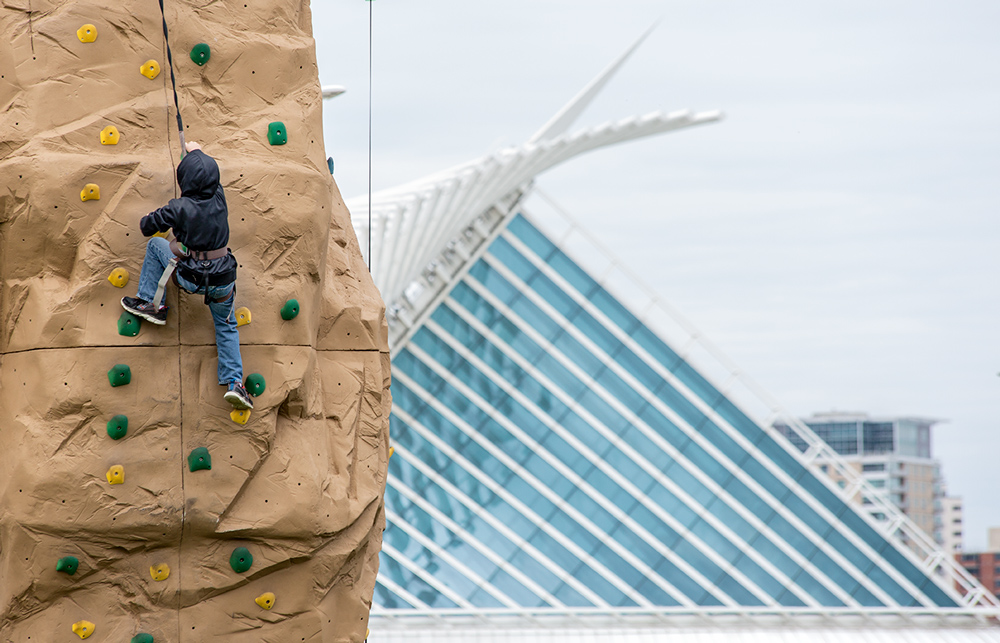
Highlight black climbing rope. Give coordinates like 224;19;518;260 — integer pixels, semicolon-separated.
155;11;186;643
157;0;186;158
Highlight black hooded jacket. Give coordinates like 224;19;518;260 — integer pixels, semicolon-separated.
140;149;237;286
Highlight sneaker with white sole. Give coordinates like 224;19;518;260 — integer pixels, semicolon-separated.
224;381;254;410
121;296;168;325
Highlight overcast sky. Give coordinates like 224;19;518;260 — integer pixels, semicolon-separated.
313;1;1000;551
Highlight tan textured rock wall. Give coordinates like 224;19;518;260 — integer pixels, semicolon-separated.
0;1;388;641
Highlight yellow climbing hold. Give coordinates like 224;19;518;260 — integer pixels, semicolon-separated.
77;24;97;43
230;409;250;425
72;620;96;639
389;446;394;458
100;125;120;145
108;267;129;288
80;184;100;202
140;59;161;80
152;230;169;238
255;592;276;610
149;563;170;581
106;465;124;485
235;307;251;327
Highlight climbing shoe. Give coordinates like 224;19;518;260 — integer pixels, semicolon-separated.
224;382;254;410
121;296;168;325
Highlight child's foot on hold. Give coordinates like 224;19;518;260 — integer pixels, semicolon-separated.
121;296;168;325
224;381;254;410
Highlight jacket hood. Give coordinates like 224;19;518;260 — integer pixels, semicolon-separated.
176;149;221;199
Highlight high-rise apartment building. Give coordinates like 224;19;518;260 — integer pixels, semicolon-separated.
941;494;964;555
774;412;946;546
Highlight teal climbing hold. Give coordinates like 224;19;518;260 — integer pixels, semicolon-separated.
244;373;265;397
117;311;142;337
106;415;128;440
267;122;287;146
131;635;154;643
190;43;211;66
188;447;212;472
108;364;132;387
230;547;253;573
56;556;79;575
327;157;334;174
280;299;299;320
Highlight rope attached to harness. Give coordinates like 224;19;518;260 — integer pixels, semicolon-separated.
152;258;178;309
157;0;186;158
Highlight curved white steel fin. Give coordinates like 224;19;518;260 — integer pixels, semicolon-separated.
346;27;722;308
527;21;659;144
348;109;722;306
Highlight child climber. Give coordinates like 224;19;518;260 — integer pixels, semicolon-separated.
121;141;253;411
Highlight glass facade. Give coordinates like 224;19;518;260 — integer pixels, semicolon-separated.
863;422;895;455
779;418;933;460
376;213;959;610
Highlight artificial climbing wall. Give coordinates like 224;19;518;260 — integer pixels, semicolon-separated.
0;2;390;642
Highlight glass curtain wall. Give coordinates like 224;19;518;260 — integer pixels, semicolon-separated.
375;213;959;611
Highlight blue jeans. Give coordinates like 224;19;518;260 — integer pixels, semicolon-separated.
137;237;244;386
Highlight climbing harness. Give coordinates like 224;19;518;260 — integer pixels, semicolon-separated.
156;0;186;157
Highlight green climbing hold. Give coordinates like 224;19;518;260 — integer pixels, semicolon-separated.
188;447;212;472
267;122;287;146
106;415;128;440
327;157;334;174
190;43;211;66
117;311;142;337
56;556;79;575
244;373;265;397
280;299;299;320
230;546;253;573
108;364;131;387
131;635;154;643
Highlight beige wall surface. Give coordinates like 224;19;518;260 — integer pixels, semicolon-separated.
0;1;389;641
